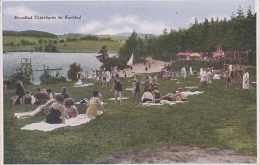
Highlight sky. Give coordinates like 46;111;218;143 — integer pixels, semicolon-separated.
2;0;256;35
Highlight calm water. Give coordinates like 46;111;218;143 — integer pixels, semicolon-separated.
3;52;112;85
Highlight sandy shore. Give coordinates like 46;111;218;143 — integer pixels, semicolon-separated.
117;57;169;77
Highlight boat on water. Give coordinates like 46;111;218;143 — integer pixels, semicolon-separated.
127;53;134;66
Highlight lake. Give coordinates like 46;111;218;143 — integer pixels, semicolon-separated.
3;52;114;85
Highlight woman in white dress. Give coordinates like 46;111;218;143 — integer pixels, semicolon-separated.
243;69;249;93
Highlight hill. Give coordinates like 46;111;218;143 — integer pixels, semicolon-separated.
3;30;57;38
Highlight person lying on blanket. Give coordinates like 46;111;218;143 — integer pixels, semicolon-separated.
177;88;188;101
15;94;63;119
45;95;66;124
64;98;79;118
86;91;106;118
160;91;181;102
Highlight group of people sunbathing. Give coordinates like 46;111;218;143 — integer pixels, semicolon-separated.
14;89;105;124
13;81;105;124
12;81;71;105
141;86;187;103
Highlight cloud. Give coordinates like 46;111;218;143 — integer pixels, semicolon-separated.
78;21;103;33
4;6;37;16
77;14;172;35
96;26;133;35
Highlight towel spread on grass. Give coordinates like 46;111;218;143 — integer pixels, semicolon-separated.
73;83;94;87
184;91;203;96
141;100;185;106
185;86;197;89
21;114;92;132
213;74;221;79
108;97;129;101
141;91;203;106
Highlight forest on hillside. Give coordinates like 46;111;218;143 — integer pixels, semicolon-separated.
119;6;256;65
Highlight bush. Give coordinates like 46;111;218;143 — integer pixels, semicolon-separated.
67;63;81;80
40;71;66;84
8;72;31;88
171;61;224;71
44;44;57;52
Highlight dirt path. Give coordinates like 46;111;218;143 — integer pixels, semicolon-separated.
102;146;256;164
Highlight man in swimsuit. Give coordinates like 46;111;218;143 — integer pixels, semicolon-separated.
177;88;188;101
160;91;181;101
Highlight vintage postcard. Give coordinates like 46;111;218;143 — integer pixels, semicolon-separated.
1;0;258;164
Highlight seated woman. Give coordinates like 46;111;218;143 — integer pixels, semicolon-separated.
160;91;181;102
45;95;66;124
23;91;32;105
14;95;63;119
152;86;161;103
64;98;78;118
141;89;154;103
177;88;188;101
86;91;105;119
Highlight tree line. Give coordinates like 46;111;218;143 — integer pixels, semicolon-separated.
119;6;256;65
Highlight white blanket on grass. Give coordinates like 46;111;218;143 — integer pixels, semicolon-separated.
185;86;197;89
108;97;129;101
73;83;94;87
184;91;203;96
141;91;203;106
21;114;92;132
141;100;184;106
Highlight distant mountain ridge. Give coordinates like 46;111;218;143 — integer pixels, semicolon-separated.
3;30;58;38
3;30;156;39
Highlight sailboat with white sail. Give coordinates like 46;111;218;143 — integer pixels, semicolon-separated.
127;53;134;66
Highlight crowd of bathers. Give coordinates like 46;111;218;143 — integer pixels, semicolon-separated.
10;63;251;124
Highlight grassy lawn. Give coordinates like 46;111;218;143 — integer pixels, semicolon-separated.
3;36;124;53
4;67;256;163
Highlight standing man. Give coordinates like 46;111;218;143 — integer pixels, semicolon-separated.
112;74;123;105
